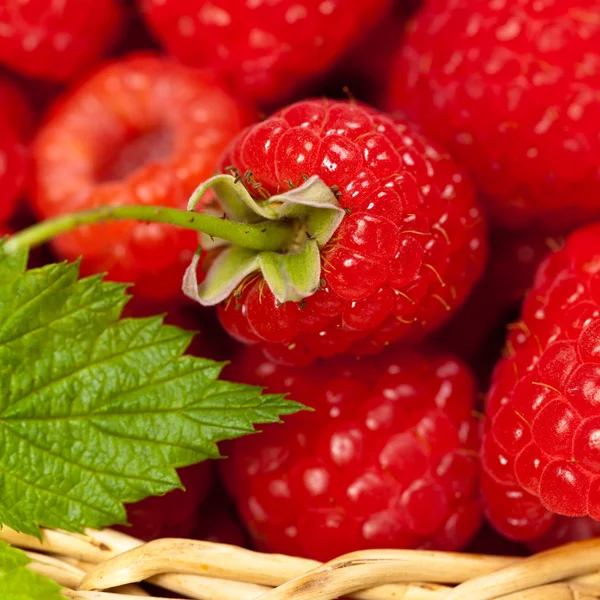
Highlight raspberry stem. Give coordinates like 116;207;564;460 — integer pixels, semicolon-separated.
3;204;302;255
4;174;345;306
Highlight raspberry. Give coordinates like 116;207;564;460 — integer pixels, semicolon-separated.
0;76;32;224
482;222;600;542
210;99;487;364
117;462;213;541
138;0;391;104
0;0;124;82
220;347;482;561
387;0;600;231
33;55;250;301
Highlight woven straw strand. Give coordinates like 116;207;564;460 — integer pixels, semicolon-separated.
54;556;268;600
63;592;178;600
0;527;123;563
70;531;456;600
1;528;450;600
25;550;86;589
495;583;600;600
23;550;150;596
78;539;515;591
445;538;600;600
7;526;600;600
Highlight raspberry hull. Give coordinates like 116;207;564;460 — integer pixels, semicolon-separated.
221;348;482;561
33;55;250;301
388;0;600;231
212;99;487;364
483;223;600;541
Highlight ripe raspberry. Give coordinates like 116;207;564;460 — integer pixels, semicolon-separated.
220;347;482;561
387;0;600;231
482;222;600;542
209;99;486;364
138;0;391;104
117;462;213;541
33;55;250;301
0;0;124;82
0;77;32;224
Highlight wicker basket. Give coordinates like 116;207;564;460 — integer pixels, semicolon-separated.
4;526;600;600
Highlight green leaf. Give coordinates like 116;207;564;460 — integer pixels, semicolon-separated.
0;245;303;536
0;541;65;600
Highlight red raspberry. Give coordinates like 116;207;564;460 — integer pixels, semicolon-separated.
482;222;600;542
138;0;391;105
117;462;213;541
33;55;251;301
0;0;124;82
211;99;487;365
0;77;32;224
220;347;482;561
387;0;600;231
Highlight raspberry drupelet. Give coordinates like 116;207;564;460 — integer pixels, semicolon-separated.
387;0;600;232
32;55;251;301
221;347;483;561
208;99;487;365
483;222;600;543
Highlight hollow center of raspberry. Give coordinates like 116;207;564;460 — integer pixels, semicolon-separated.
99;128;174;182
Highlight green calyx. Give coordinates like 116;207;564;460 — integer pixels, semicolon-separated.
183;174;345;306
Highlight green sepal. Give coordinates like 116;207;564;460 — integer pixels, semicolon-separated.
183;174;344;305
183;246;259;305
259;240;321;303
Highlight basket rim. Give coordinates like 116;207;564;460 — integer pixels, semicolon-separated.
3;526;600;600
